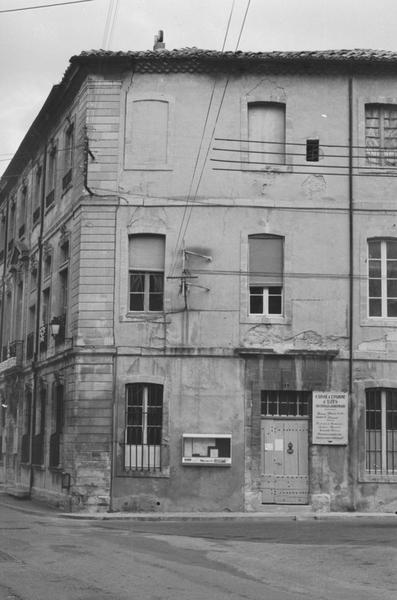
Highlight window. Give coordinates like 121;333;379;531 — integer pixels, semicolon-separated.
129;234;165;312
46;144;57;207
32;386;46;465
261;390;310;417
368;239;397;317
248;234;283;316
21;388;32;463
32;166;42;224
49;383;64;468
366;389;397;474
247;102;286;165
365;104;397;167
125;99;169;168
124;383;163;471
306;139;319;162
18;184;27;238
44;253;52;279
62;122;74;189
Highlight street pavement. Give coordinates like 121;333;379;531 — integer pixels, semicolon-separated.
0;490;396;600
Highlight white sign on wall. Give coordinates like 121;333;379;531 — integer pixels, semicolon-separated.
312;391;348;445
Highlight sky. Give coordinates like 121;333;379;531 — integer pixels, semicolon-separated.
1;0;397;176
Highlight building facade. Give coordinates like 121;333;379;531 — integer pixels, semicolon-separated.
0;47;397;513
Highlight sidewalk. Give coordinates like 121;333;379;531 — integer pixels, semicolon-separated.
0;489;396;521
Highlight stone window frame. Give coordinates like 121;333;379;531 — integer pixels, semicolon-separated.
240;229;291;325
115;373;170;479
357;378;397;483
359;229;397;328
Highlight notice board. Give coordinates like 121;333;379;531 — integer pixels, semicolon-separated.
312;391;348;445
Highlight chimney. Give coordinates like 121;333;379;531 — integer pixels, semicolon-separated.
153;30;165;51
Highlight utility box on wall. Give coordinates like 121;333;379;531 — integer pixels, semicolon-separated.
182;433;232;466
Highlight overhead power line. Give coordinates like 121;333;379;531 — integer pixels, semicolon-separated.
0;0;94;14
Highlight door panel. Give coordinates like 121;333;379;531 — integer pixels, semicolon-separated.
261;419;309;504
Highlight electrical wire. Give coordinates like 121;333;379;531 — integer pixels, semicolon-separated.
212;166;397;178
215;137;397;151
102;0;119;50
0;0;95;13
169;0;252;279
169;0;239;278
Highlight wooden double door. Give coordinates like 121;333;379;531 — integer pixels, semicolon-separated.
261;418;309;504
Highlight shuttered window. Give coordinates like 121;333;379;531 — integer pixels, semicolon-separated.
365;104;397;167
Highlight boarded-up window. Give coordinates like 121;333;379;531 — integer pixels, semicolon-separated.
248;102;286;165
125;99;169;168
366;104;397;167
248;234;283;315
129;234;165;312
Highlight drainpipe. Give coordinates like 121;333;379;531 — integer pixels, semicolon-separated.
348;76;356;511
29;143;47;496
348;76;354;397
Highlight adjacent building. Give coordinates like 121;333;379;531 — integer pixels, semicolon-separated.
0;46;396;513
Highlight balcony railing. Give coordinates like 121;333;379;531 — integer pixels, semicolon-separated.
0;340;23;373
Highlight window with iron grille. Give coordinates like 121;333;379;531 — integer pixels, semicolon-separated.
261;390;311;417
365;104;397;167
128;235;165;312
248;234;283;316
366;389;397;474
368;239;397;318
306;139;320;162
124;383;163;471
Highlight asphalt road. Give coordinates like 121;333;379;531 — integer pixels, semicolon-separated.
0;501;396;600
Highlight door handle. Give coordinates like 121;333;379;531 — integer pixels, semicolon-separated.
287;442;294;454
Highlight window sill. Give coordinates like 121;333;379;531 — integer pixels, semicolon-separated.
242;315;290;325
123;311;165;321
116;469;170;479
359;474;397;483
124;165;173;172
240;164;293;174
361;317;397;327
